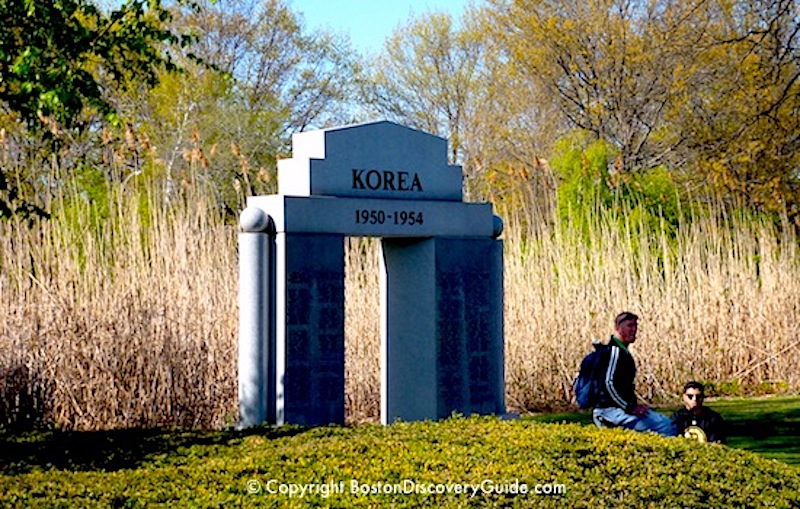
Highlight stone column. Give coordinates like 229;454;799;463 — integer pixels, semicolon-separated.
434;237;505;417
380;238;438;424
380;232;505;424
238;207;274;428
275;233;346;426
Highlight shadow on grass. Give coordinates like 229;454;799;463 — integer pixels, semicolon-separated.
712;396;800;467
3;397;798;475
0;425;309;475
524;395;800;467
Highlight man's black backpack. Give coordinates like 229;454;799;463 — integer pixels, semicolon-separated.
573;341;608;409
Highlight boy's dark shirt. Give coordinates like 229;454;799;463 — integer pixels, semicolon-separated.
672;406;725;443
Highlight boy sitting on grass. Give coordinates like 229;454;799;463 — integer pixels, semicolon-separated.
672;381;725;443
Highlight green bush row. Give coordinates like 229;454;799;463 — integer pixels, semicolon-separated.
2;416;799;507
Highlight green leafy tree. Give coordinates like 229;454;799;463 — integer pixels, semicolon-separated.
552;131;685;237
0;0;198;218
0;0;198;130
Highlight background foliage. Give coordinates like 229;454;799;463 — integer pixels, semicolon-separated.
1;0;800;430
4;0;800;221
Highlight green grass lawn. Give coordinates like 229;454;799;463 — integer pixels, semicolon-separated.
526;394;800;467
709;395;800;467
0;396;798;507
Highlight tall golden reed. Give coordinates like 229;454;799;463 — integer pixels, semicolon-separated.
503;206;800;411
1;184;798;429
344;237;381;423
0;185;238;429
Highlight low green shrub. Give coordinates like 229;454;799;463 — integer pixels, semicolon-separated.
755;380;791;395
1;416;798;507
704;380;792;398
703;380;745;398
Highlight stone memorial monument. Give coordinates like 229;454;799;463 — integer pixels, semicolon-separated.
238;121;505;427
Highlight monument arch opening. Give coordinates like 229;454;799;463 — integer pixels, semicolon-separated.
343;237;381;423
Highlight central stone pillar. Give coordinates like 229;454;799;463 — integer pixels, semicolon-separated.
380;236;504;424
381;238;438;423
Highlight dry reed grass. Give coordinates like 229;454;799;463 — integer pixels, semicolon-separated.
2;183;799;429
0;186;238;429
504;208;800;411
344;237;381;424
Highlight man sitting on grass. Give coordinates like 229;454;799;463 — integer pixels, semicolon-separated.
672;381;725;443
592;312;677;436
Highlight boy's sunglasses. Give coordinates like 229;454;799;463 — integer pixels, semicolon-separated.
685;393;704;400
